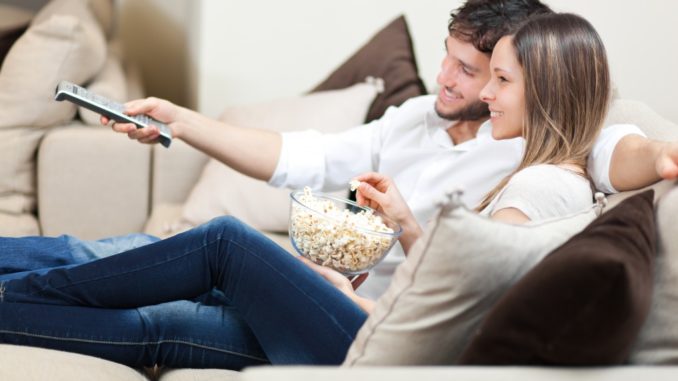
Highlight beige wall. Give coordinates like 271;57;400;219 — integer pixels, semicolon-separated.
119;0;678;124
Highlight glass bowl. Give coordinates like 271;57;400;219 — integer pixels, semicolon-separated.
289;188;402;275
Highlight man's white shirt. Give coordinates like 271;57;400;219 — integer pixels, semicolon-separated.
269;95;644;299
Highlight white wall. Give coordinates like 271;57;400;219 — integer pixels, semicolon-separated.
170;1;678;123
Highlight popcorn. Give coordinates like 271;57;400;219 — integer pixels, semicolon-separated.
349;179;361;192
290;187;396;274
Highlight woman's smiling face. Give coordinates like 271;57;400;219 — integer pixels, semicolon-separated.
479;36;526;140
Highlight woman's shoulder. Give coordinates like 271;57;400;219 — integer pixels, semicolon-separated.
509;164;588;187
495;164;593;221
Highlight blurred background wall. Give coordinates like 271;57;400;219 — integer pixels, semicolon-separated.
113;0;678;123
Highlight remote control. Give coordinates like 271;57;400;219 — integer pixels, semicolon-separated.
54;80;172;148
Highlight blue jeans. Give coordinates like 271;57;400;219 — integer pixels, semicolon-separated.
0;216;367;368
0;233;160;281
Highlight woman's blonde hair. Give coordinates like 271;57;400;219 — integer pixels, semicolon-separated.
476;13;611;212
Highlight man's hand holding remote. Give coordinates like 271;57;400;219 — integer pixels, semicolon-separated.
101;97;182;144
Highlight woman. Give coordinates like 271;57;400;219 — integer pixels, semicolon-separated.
0;13;610;368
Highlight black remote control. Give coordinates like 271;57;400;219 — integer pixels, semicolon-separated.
54;80;172;148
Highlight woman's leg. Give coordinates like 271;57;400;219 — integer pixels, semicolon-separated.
0;234;160;279
0;216;368;364
0;300;268;369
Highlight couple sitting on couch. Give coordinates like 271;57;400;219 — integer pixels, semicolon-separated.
0;0;676;369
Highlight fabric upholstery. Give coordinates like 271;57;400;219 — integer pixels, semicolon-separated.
0;344;148;381
38;126;151;239
344;192;601;366
312;15;427;122
176;81;381;235
630;183;678;363
0;4;32;66
78;48;128;125
459;190;657;365
0;0;107;235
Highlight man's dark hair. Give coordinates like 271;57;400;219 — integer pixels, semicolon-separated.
448;0;553;54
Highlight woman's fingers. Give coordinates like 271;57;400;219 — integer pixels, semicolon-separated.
356;181;387;210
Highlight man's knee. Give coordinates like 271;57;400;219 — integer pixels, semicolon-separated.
202;216;246;237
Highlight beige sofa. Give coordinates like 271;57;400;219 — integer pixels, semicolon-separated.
2;99;678;380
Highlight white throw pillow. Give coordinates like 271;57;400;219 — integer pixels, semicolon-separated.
344;190;603;366
177;80;382;233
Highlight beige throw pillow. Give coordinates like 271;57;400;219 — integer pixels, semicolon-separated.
78;48;127;125
176;81;382;233
0;0;106;128
344;190;602;366
0;0;106;225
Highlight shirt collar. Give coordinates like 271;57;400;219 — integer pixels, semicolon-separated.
424;109;494;151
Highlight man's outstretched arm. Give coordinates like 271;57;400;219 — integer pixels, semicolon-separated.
609;134;678;191
104;97;282;182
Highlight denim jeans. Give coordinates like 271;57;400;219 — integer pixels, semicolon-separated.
0;233;160;281
0;216;368;368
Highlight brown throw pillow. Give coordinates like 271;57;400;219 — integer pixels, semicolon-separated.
458;190;657;365
311;15;427;122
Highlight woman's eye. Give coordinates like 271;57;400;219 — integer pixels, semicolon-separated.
499;76;508;83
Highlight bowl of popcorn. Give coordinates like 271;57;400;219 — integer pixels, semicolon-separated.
289;186;402;276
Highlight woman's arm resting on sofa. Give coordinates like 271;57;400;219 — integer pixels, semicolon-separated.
610;135;678;191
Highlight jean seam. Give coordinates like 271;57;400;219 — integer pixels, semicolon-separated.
0;329;268;363
226;238;360;343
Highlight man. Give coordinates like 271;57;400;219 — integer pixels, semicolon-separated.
4;0;677;298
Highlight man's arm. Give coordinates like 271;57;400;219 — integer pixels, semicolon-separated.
172;107;281;181
609;135;678;191
106;97;282;181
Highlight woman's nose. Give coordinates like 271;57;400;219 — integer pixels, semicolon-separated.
479;82;494;103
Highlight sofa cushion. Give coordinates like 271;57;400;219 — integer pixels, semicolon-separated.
312;15;427;122
173;81;381;235
0;344;148;381
630;183;678;364
343;191;602;366
0;0;107;232
459;190;656;365
605;99;678;142
158;368;239;381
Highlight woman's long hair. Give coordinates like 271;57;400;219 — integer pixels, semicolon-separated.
476;13;611;212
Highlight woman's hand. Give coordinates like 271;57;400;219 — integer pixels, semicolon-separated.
353;172;423;254
297;256;374;314
100;97;182;144
656;142;678;180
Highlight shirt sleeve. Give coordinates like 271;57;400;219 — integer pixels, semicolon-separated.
268;118;385;192
587;123;646;194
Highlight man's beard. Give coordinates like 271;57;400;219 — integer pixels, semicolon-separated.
435;99;489;122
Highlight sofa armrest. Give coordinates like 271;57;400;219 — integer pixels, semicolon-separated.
38;124;152;239
151;140;208;207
